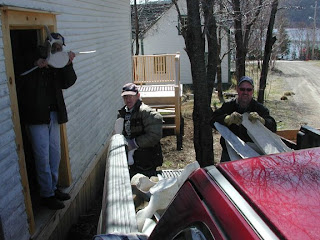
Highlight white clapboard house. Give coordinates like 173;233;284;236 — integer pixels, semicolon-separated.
0;1;132;239
131;1;231;86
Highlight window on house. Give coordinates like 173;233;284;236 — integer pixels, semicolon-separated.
178;15;188;35
154;56;167;74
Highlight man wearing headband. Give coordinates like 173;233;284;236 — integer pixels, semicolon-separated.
210;76;276;162
19;32;77;210
117;83;163;178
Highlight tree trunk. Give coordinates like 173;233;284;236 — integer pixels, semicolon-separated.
134;0;139;55
185;0;214;167
232;0;246;80
217;25;223;102
232;0;262;81
258;0;278;103
203;0;218;104
217;59;223;102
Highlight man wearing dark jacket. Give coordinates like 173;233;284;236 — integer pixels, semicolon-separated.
19;32;77;210
211;76;276;162
118;83;163;178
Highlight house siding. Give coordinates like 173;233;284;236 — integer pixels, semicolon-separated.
0;11;30;239
142;2;190;84
140;1;229;85
0;1;131;240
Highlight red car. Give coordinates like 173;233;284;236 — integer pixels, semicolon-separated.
95;146;320;240
149;147;320;240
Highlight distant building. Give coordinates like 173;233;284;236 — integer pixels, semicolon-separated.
131;1;231;86
284;28;320;60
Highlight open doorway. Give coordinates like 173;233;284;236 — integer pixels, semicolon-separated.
1;8;73;234
10;27;73;208
10;29;42;210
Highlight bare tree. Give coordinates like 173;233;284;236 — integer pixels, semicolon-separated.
216;26;232;102
171;0;283;164
203;0;219;103
271;12;290;63
215;2;233;102
134;0;140;55
173;0;218;167
231;0;263;80
258;0;279;103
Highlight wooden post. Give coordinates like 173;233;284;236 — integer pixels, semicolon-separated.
58;124;72;186
0;7;37;234
174;53;182;150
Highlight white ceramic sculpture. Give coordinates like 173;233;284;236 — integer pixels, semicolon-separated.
135;161;200;232
136;177;178;231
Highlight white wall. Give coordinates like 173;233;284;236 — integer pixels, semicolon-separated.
140;1;229;85
0;1;132;239
142;1;191;84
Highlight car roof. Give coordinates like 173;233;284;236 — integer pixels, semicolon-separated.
217;147;320;240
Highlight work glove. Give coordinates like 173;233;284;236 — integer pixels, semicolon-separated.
224;112;243;126
248;112;265;125
126;138;138;151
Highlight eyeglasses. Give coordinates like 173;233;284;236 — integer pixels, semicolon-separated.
239;88;253;92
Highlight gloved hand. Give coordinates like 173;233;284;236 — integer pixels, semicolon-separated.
248;112;265;125
126;138;138;151
224;112;243;126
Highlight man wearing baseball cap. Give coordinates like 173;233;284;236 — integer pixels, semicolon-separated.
18;29;77;210
117;83;163;178
210;76;276;162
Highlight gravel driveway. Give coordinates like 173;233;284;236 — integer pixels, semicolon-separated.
271;60;320;129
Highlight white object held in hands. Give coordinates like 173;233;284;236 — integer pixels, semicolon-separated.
114;118;124;134
20;50;96;76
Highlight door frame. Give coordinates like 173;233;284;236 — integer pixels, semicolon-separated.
1;6;72;234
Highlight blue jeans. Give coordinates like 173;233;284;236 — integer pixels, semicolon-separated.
27;112;61;198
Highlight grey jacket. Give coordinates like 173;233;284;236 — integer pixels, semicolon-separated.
118;100;163;148
118;100;163;171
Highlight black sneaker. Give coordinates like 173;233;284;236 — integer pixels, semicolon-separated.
41;196;65;210
55;189;71;201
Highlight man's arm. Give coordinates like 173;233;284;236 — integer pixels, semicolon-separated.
262;114;277;132
210;101;236;127
135;109;163;148
58;63;77;89
254;102;277;132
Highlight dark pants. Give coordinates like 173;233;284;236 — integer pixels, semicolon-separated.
129;165;157;179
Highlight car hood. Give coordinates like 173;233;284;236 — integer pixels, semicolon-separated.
218;147;320;240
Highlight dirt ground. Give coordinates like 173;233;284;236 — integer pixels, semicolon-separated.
159;107;222;169
67;61;320;239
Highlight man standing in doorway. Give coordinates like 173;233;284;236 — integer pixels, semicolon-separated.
19;32;77;210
